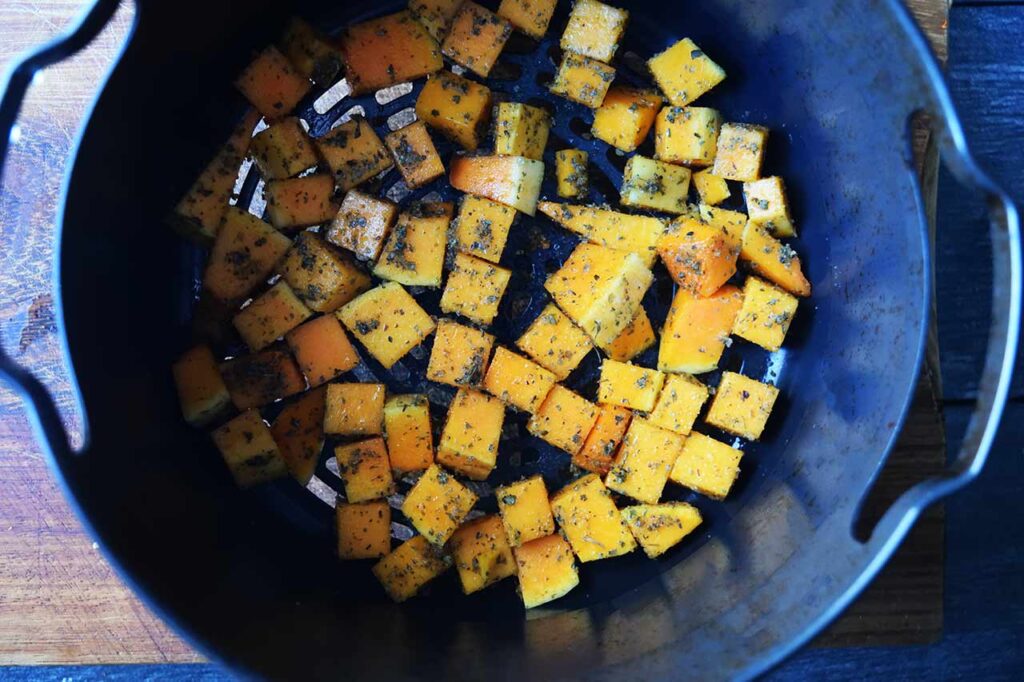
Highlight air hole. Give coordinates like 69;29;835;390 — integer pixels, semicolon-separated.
534;71;553;89
621;51;649;79
375;82;414;105
590;169;619;200
314;79;352;114
330;105;365;128
489;61;523;81
605;146;628;172
546;44;561;64
525;97;553;114
520;446;539;465
544;258;560;274
569;116;591;138
504;32;537;55
387;107;417;131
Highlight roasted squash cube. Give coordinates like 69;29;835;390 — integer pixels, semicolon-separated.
203;207;291;303
597;359;665;412
327;190;399;262
732;276;798;352
483;346;557;413
339;282;436;368
740;222;812;297
515;304;594;380
621;502;702;558
402;464;479;545
440;253;512;326
427;319;495;387
172;345;232;427
699;204;747;241
385;121;445;189
600;307;656;362
280;232;372;313
373;202;452;287
620;155;691;214
744;176;795;237
442;2;512;77
657;216;741;297
648;37;725;107
693;168;731;205
437;388;505;479
341;11;443;94
280;17;344;86
574;403;631;475
220;349;305;410
452;195;516;263
496;475;555;546
549;52;615;108
450;515;517;593
592;87;661;153
654;106;721;167
409;0;463;42
713;123;769;182
527;385;599;455
264;174;339;230
373;534;450;601
286;314;360;386
658;285;743;374
537;201;665;267
550;473;635;562
514;534;579;608
494;102;550;161
250;117;318;180
449;155;544;215
270;386;326;485
212;409;288;487
561;0;628;63
705;372;779;441
416;70;493;151
555;149;588;199
606;418;684;503
325;383;385;436
233;281;313;351
337;500;391;559
669;431;742;499
235;46;311;119
335;436;394;502
316;117;393;191
648;373;708;436
384;394;434;473
498;0;557;39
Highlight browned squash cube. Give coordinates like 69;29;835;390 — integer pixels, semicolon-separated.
549;51;615;108
561;0;628;63
385;121;445;189
451;194;516;263
315;116;393;191
172;345;232;427
515;303;594;381
383;394;434;472
606;417;684;504
233;281;313;351
373;535;450;601
250;117;318;180
574;403;631;475
235;46;312;120
373;202;452;287
324;383;386;436
496;475;555;546
416;70;493;151
327;190;399;262
337;500;391;560
280;17;345;86
437;387;505;480
482;346;557;413
527;385;599;455
334;436;395;502
498;0;557;39
270;386;326;485
212;409;289;487
279;232;372;313
514;533;579;608
203;207;292;303
550;473;636;562
442;2;513;78
220;349;306;410
402;463;478;545
450;514;517;594
409;0;464;42
285;315;360;387
428;319;496;388
338;282;437;368
440;253;512;326
264;174;339;230
341;11;443;95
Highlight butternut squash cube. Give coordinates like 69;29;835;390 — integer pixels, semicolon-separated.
220;349;305;410
452;195;516;263
597;359;665;412
560;0;628;63
384;394;434;473
705;372;779;441
337;500;391;560
620;155;691;214
427;319;495;388
657;216;741;297
549;52;615;108
416;70;493;151
654;106;721;167
658;285;743;374
442;1;512;78
574;403;631;475
341;11;443;95
621;502;702;558
250;117;318;180
740;222;812;297
203;207;291;303
537;201;665;267
693;168;731;205
270;386;326;485
373;202;452;287
235;46;311;120
550;473;635;562
373;534;450;601
280;232;372;313
527;385;598;455
449;155;544;215
482;346;557;413
285;314;360;386
514;534;579;608
280;17;344;86
713;123;769;182
744;176;795;237
600;307;656;362
555;149;588;199
264;174;339;230
606;417;684;503
494;102;550;161
385;121;445;189
316;117;393;191
212;409;288;487
409;0;463;42
450;515;517;593
669;431;743;499
327;190;399;262
699;204;747;241
515;304;594;380
325;383;385;436
402;463;479;545
497;0;557;39
233;281;313;351
592;87;662;153
648;37;725;107
338;282;436;368
335;436;394;502
496;475;555;546
648;373;709;436
437;388;505;479
172;345;231;427
732;276;798;352
440;253;512;326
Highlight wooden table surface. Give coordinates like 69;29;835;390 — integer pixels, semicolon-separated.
0;0;957;672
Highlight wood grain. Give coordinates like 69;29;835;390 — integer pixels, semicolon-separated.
0;0;949;666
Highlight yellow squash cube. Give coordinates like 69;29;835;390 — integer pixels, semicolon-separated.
335;437;394;502
592;87;662;153
427;319;495;388
341;11;443;94
549;52;615;108
172;345;231;427
324;383;386;436
560;0;628;63
740;222;812;297
219;350;305;410
373;202;452;287
648;373;709;436
693;168;731;205
699;204;748;240
233;282;313;351
494;102;551;161
527;385;599;455
437;388;505;480
514;534;579;608
373;535;450;602
537;201;665;267
669;431;743;499
648;37;725;106
250;117;318;180
658;285;744;374
440;253;512;326
705;372;779;441
234;46;311;120
483;346;557;413
286;315;360;387
496;475;555;546
385;121;445;189
337;500;391;560
279;232;372;313
442;1;513;78
450;515;517;594
600;307;656;362
416;70;493;151
744;176;796;237
339;282;436;368
498;0;557;39
620;155;692;214
270;387;326;485
574;403;631;475
203;207;291;303
402;463;479;545
409;0;463;42
621;502;702;558
654;106;721;166
316;116;393;191
264;174;339;230
516;304;594;380
597;359;666;412
606;418;684;504
550;473;635;562
449;155;544;215
452;194;516;263
279;17;344;86
657;216;741;297
712;123;769;182
384;394;434;473
212;409;288;487
732;276;799;352
555;149;588;199
327;190;399;263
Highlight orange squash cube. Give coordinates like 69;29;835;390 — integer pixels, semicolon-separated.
335;436;394;502
555;149;589;199
172;345;232;427
740;222;812;297
264;174;339;230
561;0;628;62
427;319;495;388
514;533;579;608
712;123;769;182
657;216;741;297
338;282;437;368
203;207;291;303
597;359;665;412
440;253;512;326
383;394;434;473
482;346;557;413
450;514;517;594
621;502;702;558
250;117;318;180
402;463;478;545
600;307;656;362
279;232;372;313
515;303;594;381
324;383;385;436
449;155;544;215
648;37;725;107
270;386;326;485
212;409;289;487
658;285;744;374
373;535;450;602
437;388;505;480
619;155;691;214
233;281;313;351
537;201;665;267
451;194;516;263
648;373;709;436
315;116;393;191
327;190;399;262
550;473;636;562
498;0;557;39
549;51;615;108
654;106;721;167
732;276;799;352
606;418;684;504
496;475;555;546
699;204;748;241
279;17;345;86
494;102;551;161
409;0;464;42
416;70;493;151
341;11;443;95
373;202;452;287
591;87;662;153
669;431;743;499
573;403;631;475
744;176;796;238
337;500;391;560
527;385;599;455
234;46;311;120
441;2;512;77
220;349;305;410
285;315;360;386
693;168;731;205
385;121;445;189
705;372;779;441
